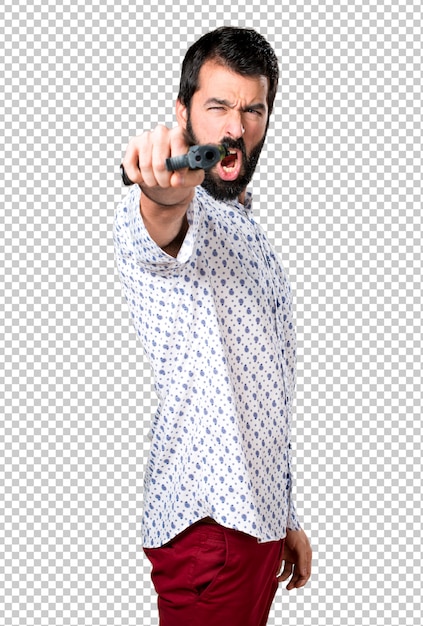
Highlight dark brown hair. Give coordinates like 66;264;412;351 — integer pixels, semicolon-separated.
177;27;279;116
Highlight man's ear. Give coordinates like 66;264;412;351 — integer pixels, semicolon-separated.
176;99;188;129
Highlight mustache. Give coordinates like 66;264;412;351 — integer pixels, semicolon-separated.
220;136;246;154
183;128;246;155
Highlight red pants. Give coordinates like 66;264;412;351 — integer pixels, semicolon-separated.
144;520;285;626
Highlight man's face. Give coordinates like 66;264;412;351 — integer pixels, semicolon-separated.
177;60;270;203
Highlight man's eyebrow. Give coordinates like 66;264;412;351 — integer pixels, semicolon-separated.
204;97;267;111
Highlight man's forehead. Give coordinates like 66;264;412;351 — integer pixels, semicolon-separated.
196;60;269;102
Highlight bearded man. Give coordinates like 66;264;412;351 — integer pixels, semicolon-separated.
115;26;312;626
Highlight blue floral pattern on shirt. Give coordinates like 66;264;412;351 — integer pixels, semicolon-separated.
114;185;301;548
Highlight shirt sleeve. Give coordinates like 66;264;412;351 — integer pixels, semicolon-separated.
283;277;302;531
260;233;302;532
113;185;199;272
287;446;302;531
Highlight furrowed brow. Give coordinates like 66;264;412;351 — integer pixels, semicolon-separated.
204;98;266;112
205;98;233;107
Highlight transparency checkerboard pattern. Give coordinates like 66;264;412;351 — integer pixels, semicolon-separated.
1;1;421;625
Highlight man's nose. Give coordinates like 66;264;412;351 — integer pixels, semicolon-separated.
224;111;246;139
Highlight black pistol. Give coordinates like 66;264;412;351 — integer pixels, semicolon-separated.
165;144;229;172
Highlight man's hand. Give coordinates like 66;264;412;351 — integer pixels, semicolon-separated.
278;528;312;590
120;125;205;206
121;126;206;252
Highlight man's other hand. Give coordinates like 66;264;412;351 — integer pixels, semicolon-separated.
277;528;312;590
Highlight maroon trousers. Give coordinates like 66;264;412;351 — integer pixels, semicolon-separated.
144;520;285;626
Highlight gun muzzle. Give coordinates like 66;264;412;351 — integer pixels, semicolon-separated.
165;144;229;172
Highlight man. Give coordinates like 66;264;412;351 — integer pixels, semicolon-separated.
115;26;312;626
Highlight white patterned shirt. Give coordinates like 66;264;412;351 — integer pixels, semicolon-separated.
114;184;301;548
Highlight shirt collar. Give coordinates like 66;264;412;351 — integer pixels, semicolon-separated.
197;186;253;214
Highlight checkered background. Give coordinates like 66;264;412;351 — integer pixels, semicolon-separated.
1;0;421;624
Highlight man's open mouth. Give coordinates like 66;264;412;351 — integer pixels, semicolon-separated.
221;149;238;171
217;148;242;181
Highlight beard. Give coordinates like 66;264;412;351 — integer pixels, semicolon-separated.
185;116;267;201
